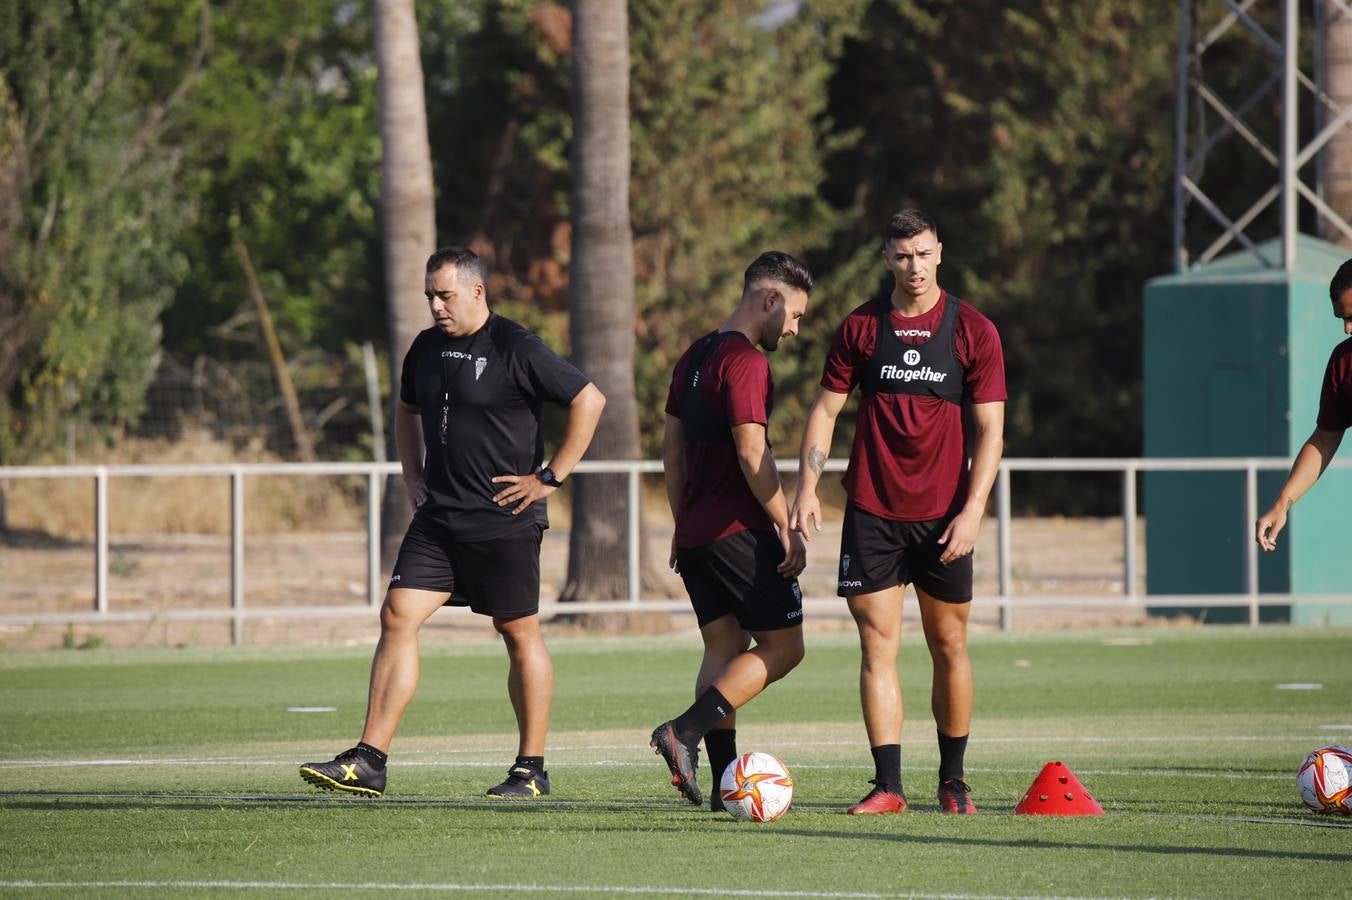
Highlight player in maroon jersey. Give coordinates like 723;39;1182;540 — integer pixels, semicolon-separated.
649;252;813;810
790;209;1006;815
1256;258;1352;550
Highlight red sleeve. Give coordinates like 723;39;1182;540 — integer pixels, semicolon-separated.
956;303;1007;404
722;345;771;426
821;307;875;394
1316;340;1352;431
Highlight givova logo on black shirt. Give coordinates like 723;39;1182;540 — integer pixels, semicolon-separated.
442;350;489;380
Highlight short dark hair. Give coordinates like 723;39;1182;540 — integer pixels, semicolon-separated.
426;246;485;284
743;250;813;294
882;208;939;245
1331;258;1352;302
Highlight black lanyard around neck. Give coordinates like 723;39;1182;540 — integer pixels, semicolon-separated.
439;315;492;447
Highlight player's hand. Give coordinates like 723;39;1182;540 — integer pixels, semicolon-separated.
490;472;555;515
669;536;680;574
937;508;982;565
789;493;823;542
1255;502;1289;551
778;528;807;578
405;475;429;510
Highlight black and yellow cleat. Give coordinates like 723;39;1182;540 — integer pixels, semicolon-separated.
485;764;551;799
299;748;386;797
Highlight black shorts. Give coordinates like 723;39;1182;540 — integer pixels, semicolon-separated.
389;514;543;620
675;528;804;632
837;504;973;602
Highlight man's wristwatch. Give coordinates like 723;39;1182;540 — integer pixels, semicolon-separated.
538;467;563;488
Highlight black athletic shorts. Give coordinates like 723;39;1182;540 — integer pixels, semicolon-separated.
675;528;804;632
837;503;973;602
389;513;543;620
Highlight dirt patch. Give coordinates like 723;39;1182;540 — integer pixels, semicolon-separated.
0;516;1151;650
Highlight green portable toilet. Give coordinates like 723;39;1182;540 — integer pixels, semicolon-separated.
1143;234;1351;622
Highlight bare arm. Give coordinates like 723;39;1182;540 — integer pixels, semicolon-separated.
662;414;686;517
491;382;607;514
733;421;805;576
543;382;607;480
789;388;849;540
938;400;1005;564
395;401;428;508
662;415;686;571
1256;426;1345;550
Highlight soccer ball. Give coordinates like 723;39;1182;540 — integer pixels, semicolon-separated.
1297;745;1352;815
719;751;794;823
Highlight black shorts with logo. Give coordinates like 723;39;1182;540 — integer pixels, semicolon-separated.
389;513;543;620
837;503;973;602
675;528;804;632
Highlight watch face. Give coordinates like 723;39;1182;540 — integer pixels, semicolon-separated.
540;468;557;486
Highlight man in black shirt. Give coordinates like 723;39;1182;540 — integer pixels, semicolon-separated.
300;247;606;799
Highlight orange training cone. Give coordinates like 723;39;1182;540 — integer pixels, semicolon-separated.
1013;761;1105;815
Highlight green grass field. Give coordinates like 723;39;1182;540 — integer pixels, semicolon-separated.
3;626;1350;898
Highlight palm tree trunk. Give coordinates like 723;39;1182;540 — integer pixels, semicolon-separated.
372;0;436;562
562;0;659;606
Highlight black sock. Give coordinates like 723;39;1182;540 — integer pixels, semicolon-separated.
516;755;545;772
871;744;902;792
354;742;387;770
937;732;968;781
671;687;733;743
704;728;738;789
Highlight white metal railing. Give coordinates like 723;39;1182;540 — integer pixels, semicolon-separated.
2;457;1350;644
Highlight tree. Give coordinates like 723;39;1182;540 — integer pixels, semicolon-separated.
372;0;437;555
627;0;865;455
817;1;1177;510
0;1;195;464
560;0;646;603
132;1;387;460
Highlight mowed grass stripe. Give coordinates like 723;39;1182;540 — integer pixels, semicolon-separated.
0;880;1114;899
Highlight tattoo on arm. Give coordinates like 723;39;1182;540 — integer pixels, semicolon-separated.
808;446;826;477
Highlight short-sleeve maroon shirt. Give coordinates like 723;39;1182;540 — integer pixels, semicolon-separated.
821;290;1006;521
665;332;777;548
1317;336;1352;431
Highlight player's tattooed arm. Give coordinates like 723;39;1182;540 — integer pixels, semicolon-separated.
807;446;826;477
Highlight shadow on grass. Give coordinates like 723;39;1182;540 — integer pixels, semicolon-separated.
762;824;1352;862
0;790;677;814
1106;797;1298;810
5;790;1350;845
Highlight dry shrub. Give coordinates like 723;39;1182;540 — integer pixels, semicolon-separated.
4;431;363;538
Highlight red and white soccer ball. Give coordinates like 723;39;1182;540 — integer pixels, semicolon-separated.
719;751;794;823
1297;745;1352;815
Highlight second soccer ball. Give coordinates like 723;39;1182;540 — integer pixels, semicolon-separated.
719;751;794;823
1297;745;1352;815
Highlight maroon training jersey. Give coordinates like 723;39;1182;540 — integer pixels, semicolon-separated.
665;332;777;548
1317;336;1352;431
821;290;1006;521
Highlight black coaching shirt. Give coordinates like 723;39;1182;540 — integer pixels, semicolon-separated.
399;314;590;541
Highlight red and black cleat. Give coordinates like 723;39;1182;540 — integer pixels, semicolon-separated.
650;721;702;806
847;781;908;815
937;777;978;814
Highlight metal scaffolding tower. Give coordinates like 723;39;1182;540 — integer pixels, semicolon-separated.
1174;0;1352;271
